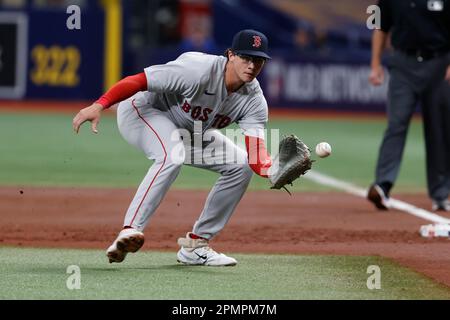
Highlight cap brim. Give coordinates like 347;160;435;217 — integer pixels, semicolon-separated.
234;50;271;59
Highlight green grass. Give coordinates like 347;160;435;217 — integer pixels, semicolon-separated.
0;247;449;300
0;111;442;300
0;112;427;192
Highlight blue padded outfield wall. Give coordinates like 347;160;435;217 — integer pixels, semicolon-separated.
258;54;388;111
25;4;105;100
0;2;106;100
0;0;387;112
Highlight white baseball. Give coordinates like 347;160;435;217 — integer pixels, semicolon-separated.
315;142;332;158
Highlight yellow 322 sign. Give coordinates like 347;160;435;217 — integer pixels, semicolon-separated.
30;45;80;87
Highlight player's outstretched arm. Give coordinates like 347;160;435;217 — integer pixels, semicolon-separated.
72;103;103;134
72;72;147;134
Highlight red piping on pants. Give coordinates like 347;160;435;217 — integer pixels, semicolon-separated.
129;99;167;227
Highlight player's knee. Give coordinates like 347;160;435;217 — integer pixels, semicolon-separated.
168;151;185;167
226;162;253;181
241;163;254;181
237;163;254;185
164;156;185;173
151;149;185;172
167;141;186;166
157;158;183;179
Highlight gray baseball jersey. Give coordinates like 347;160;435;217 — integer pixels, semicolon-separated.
142;51;268;138
116;52;268;237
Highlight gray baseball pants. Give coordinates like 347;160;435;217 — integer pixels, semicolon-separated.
116;97;253;239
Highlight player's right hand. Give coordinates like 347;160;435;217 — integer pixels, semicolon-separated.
72;103;104;134
369;66;385;86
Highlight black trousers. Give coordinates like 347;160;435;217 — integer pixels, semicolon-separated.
375;50;450;201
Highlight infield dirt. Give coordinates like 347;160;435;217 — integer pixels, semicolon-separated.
1;186;450;287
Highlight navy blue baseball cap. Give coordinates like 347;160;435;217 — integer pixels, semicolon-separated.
231;29;271;59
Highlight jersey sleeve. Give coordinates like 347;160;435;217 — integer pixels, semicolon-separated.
95;72;147;109
245;135;272;178
237;96;268;139
144;53;205;97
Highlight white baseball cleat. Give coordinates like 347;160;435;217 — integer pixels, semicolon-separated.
176;232;237;266
106;228;145;263
177;246;237;266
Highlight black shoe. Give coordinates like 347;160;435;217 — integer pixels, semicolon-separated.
432;200;450;212
367;184;390;210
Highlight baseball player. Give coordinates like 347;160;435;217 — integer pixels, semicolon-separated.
72;30;274;266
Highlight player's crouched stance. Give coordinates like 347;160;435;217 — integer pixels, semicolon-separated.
73;30;310;266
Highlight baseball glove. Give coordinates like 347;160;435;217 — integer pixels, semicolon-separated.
268;134;313;194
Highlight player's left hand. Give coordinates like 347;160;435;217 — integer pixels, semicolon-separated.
268;134;314;194
72;103;103;134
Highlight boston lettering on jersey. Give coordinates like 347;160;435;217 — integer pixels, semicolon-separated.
180;100;231;129
144;52;267;137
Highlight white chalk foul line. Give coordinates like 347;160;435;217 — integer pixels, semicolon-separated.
304;170;450;225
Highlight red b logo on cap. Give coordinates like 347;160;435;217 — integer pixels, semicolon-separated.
252;35;262;48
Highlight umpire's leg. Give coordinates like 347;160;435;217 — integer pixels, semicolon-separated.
374;63;418;194
422;80;450;202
